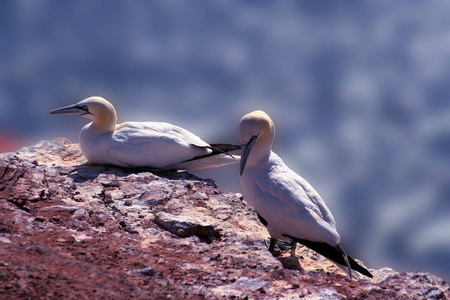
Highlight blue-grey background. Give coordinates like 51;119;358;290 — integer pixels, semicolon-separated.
1;1;450;281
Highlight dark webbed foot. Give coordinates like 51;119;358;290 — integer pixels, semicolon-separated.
264;238;296;257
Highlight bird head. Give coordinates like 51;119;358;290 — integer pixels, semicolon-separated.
239;110;275;175
50;96;117;134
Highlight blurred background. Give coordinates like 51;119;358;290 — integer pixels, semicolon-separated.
1;0;450;281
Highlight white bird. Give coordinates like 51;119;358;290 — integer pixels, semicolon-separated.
239;110;372;279
50;96;240;170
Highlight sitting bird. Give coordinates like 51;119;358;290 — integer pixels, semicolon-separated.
50;96;239;170
238;110;372;279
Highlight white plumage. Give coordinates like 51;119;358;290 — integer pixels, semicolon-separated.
239;110;372;279
50;96;239;170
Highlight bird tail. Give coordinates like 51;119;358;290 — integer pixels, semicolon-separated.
287;236;373;278
209;144;241;154
167;154;239;170
163;144;241;170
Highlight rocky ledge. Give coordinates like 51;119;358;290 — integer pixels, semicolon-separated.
0;138;448;299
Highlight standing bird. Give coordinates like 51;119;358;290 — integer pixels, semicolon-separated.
50;96;239;170
239;110;372;279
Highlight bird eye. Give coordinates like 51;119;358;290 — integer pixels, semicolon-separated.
82;105;89;111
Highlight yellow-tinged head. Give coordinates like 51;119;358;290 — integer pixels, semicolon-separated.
50;96;117;134
239;110;275;175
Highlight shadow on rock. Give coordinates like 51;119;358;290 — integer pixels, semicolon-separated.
64;163;216;186
277;256;304;271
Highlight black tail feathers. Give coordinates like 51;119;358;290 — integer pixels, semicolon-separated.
180;144;240;164
287;236;373;278
209;144;241;154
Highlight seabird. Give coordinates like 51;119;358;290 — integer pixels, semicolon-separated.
50;96;240;170
239;110;372;279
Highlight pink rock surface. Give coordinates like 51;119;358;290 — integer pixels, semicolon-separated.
0;138;448;299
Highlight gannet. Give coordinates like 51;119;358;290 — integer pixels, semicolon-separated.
49;96;240;170
239;110;372;279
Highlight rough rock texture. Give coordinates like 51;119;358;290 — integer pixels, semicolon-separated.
0;138;448;299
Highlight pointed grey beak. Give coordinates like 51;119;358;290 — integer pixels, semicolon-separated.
49;104;92;116
240;134;259;176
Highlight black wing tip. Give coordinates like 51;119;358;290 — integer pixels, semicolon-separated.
209;144;241;153
287;235;373;278
349;257;373;278
182;143;240;165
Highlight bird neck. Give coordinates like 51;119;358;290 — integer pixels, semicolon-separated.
89;113;117;135
248;142;272;167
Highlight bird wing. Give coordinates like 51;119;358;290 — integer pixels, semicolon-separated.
290;172;337;230
108;122;212;168
249;158;340;245
117;121;211;147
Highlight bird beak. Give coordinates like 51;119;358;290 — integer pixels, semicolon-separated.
49;104;91;116
240;134;259;176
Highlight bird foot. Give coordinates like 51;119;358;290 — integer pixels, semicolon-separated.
264;239;296;257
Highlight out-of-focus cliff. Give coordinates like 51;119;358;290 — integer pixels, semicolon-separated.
0;138;448;299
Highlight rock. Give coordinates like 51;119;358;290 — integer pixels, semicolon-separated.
211;277;269;297
234;276;269;292
0;138;449;299
154;212;220;240
0;237;12;244
133;266;156;277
